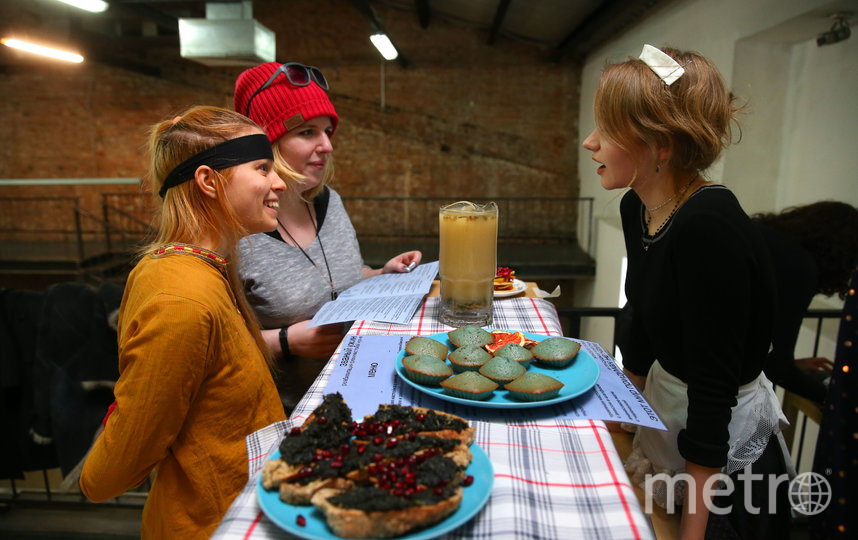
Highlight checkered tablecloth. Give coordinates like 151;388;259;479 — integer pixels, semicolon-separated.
212;297;654;540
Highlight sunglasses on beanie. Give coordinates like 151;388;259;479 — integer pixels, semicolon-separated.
244;62;330;116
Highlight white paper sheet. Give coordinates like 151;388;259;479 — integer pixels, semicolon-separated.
307;261;439;327
323;334;666;429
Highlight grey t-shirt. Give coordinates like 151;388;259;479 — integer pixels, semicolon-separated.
238;188;365;329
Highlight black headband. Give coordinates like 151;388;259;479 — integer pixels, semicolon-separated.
158;134;273;198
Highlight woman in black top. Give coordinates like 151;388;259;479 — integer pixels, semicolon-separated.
583;45;789;539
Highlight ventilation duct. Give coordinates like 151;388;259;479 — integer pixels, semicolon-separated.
179;1;275;66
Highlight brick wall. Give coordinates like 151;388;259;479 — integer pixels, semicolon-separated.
0;0;582;245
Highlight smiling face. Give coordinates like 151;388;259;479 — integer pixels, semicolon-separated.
275;116;334;190
223;129;286;234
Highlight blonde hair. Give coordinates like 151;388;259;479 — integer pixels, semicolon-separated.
272;143;336;200
144;105;275;371
594;46;742;187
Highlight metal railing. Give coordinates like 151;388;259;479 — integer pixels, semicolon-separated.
0;196;154;282
0;303;841;509
556;306;841;473
342;196;595;254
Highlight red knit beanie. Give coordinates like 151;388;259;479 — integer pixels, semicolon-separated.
234;62;339;144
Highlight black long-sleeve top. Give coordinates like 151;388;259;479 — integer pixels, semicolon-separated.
756;223;828;404
620;185;776;468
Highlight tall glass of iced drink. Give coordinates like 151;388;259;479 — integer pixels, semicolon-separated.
438;201;498;327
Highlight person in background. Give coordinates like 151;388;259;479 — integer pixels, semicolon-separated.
583;45;789;539
811;252;857;540
753;201;858;405
80;106;287;538
234;62;421;412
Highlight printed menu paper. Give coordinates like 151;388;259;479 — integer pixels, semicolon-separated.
323;334;665;429
308;261;439;327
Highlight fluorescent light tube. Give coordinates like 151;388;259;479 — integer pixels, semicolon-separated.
1;38;84;63
370;33;398;61
54;0;108;13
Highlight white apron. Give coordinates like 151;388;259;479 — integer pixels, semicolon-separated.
625;360;789;509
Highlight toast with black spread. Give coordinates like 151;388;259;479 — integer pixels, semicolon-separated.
261;393;476;537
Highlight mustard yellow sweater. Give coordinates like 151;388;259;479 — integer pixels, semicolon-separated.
80;249;285;538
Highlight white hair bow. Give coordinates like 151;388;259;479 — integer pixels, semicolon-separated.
639;44;684;85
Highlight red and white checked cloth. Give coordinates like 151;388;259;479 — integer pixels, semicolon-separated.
212;297;655;540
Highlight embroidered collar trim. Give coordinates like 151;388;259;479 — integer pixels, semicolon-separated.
151;243;227;273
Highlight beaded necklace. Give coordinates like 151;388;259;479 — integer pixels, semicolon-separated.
277;203;337;301
152;242;227;275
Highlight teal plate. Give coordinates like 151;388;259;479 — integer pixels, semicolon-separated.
395;330;599;409
257;443;494;540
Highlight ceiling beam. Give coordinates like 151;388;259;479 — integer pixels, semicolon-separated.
415;0;430;29
554;0;674;62
487;0;511;45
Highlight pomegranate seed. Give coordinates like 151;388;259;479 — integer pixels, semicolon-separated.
296;515;306;527
417;413;425;421
357;445;367;454
317;416;328;425
463;475;474;487
374;436;384;445
434;487;444;496
289;427;301;435
372;453;384;462
386;438;398;448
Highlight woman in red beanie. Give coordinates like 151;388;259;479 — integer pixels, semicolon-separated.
234;62;421;413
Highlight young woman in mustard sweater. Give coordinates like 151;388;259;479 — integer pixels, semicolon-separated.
81;106;287;538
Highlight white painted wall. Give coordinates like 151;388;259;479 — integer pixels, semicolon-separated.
575;0;858;351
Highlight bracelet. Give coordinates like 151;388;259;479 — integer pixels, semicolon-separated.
278;327;290;357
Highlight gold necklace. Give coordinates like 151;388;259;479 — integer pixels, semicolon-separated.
643;175;698;250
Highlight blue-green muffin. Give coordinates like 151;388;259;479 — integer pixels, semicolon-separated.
493;343;534;368
448;345;492;372
530;337;581;368
439;371;498;400
401;354;454;385
478;356;526;388
447;325;494;348
404;336;449;360
504;372;565;401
